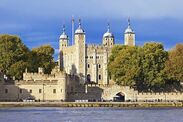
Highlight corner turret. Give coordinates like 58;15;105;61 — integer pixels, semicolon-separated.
59;25;69;51
103;23;114;47
124;18;135;46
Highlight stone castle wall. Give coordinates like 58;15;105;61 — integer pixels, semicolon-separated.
0;69;67;101
66;80;183;102
1;70;183;102
1;68;183;102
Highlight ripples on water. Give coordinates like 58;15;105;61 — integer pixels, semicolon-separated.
0;107;183;122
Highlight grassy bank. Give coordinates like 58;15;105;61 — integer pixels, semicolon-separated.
0;102;183;108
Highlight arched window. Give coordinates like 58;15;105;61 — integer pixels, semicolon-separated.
88;64;90;68
98;75;101;80
98;64;101;68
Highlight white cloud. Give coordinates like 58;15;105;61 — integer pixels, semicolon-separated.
0;0;183;20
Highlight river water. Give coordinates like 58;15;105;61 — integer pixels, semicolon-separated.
0;107;183;122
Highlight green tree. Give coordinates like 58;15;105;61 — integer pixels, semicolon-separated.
9;61;29;80
31;45;55;74
108;42;168;91
108;46;142;87
142;43;168;91
165;44;183;83
0;34;30;80
0;34;56;80
109;45;126;63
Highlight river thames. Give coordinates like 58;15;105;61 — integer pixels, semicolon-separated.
0;107;183;122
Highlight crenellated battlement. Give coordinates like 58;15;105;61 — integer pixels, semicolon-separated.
15;80;59;85
23;67;66;81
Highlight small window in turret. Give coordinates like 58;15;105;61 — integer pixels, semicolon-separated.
88;64;90;68
99;75;101;80
98;64;101;68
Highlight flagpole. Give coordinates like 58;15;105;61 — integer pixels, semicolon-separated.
72;16;74;45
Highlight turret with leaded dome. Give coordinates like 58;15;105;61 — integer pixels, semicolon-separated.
125;18;135;34
60;25;69;39
102;23;115;47
75;19;85;34
59;25;69;50
124;18;135;46
103;23;114;38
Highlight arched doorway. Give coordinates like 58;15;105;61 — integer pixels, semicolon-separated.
86;74;91;83
113;92;125;102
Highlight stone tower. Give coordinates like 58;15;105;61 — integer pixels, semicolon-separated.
103;23;115;47
59;25;69;50
59;25;69;70
124;18;135;46
75;19;86;84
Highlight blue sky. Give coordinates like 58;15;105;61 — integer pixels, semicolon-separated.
0;0;183;59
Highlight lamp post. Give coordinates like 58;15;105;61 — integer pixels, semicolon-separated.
165;93;166;102
43;83;45;102
17;83;20;102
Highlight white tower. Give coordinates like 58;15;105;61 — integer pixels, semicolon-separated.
124;18;135;46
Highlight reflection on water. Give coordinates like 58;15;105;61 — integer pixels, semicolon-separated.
0;107;183;122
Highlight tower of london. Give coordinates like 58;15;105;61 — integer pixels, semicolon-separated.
1;18;183;102
58;18;135;85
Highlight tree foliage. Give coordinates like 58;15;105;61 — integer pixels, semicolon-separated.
108;43;168;91
108;46;142;87
142;43;168;91
31;45;55;74
0;34;30;80
0;34;55;80
165;44;183;83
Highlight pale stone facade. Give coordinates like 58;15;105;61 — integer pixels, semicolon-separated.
1;67;183;102
0;68;67;101
59;19;135;86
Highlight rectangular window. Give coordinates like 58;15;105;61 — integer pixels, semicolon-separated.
5;89;8;94
39;89;42;93
29;89;32;93
20;89;22;94
53;89;56;94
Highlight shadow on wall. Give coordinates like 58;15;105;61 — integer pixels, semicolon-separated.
70;64;77;75
67;64;104;101
67;84;104;102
